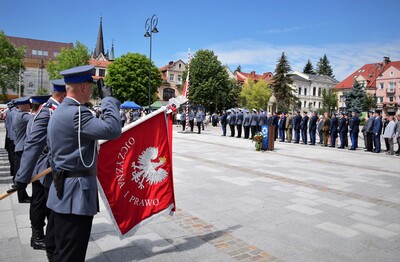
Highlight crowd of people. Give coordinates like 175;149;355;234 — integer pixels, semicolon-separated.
192;108;400;155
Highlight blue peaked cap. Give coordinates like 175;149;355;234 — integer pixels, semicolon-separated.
51;79;66;92
60;65;95;84
31;95;51;104
14;96;31;105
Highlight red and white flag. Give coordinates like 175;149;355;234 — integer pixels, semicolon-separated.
97;110;175;236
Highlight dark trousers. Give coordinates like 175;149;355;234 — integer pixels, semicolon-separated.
384;138;390;151
244;126;250;139
44;187;56;254
310;129;316;145
279;128;285;141
229;124;235;137
350;132;358;149
366;132;373;151
294;129;300;143
286;128;292;143
53;212;93;262
339;131;346;148
197;122;202;134
318;131;323;144
373;133;381;152
274;126;278;140
236;125;242;138
14;151;30;201
301;129;307;144
250;126;257;138
8;141;15;177
189;120;194;132
121;120;125;127
330;131;338;146
221;124;227;136
181;120;186;131
30;181;46;228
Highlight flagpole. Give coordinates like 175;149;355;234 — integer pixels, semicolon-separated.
185;49;191;132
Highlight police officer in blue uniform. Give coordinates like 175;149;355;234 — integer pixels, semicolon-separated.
293;110;302;143
329;112;339;147
195;109;204;134
250;109;258;139
236;108;244;138
300;111;309;145
189;109;195;132
338;112;347;149
9;80;66;257
243;110;251;139
5;100;17;177
348;111;360;150
308;111;318;145
258;109;267;133
229;109;236;137
372;111;383;153
46;66;121;261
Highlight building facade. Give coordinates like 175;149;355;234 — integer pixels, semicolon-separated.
375;63;400;116
6;36;73;98
159;60;186;101
291;71;339;112
235;71;273;84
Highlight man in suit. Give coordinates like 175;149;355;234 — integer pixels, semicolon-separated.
309;111;318;145
278;112;286;142
372;111;383;153
293;110;302;143
46;65;121;261
338;112;347;149
321;112;331;147
229;109;236;137
300;111;309;144
348;111;360;150
236;108;244;138
364;110;375;152
285;112;293;143
9;81;66;257
329;112;339;147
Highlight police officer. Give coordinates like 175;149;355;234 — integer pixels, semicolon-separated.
293;110;302;143
329;112;339;147
372;111;383;153
9;81;66;257
46;66;121;261
364;111;375;152
196;109;204;134
220;110;228;136
5;100;17;177
338;112;347;149
236;108;243;138
250;109;258;139
300;111;309;145
309;111;318;145
278;112;286;142
257;109;267;133
12;96;32;203
229;109;236;137
243;110;251;139
189;109;195;132
349;111;360;150
180;110;186;131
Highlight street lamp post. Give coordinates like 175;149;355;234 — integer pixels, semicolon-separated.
144;14;159;113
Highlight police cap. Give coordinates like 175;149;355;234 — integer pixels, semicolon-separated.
14;96;31;105
31;95;51;104
60;65;95;84
51;79;66;92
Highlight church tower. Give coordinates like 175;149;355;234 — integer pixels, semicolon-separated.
93;16;107;60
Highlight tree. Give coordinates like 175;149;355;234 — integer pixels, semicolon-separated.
316;54;334;77
345;80;365;114
363;92;377;111
272;52;296;112
240;79;272;110
322;88;337;114
303;59;315;74
0;31;25;101
187;49;230;112
224;78;241;110
46;41;90;80
106;52;162;106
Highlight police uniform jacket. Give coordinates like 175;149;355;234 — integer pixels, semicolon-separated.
258;113;267;126
300;115;309;131
243;114;251;127
220;113;227;125
372;116;383;135
250;113;258;126
279;116;286;130
180;112;186;122
6;108;17;141
309;116;317;131
46;97;121;216
15;98;60;186
330;116;338;133
195;111;204;123
349;116;360;134
229;113;236;125
189;111;194;121
13;110;31;152
338;117;347;133
293;115;302;130
236;112;244;125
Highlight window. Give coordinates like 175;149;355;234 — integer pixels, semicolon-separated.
99;69;106;77
32;50;37;55
313;87;316;96
163;88;175;101
43;51;48;56
313;102;316;107
388;82;394;91
390;71;394;76
319;102;321;108
304;88;307;96
389;96;394;102
169;74;174;81
303;101;306;107
54;52;59;57
379;83;384;89
298;87;301;95
37;50;43;55
177;75;182;82
318;88;321;97
377;97;384;103
179;64;182;68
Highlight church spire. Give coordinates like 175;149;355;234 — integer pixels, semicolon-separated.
94;16;105;58
110;39;115;60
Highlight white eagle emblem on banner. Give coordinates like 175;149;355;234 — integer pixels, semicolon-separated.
131;147;168;189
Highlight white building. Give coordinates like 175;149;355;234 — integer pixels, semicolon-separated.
291;71;339;112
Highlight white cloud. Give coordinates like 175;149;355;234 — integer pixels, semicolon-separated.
176;39;400;81
257;23;334;35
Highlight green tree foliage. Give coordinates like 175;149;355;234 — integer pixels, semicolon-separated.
224;78;241;110
345;80;365;114
363;92;377;111
46;41;90;80
316;54;334;77
0;31;25;100
322;89;337;114
303;59;315;74
240;79;272;110
272;52;296;112
106;52;162;105
188;49;230;112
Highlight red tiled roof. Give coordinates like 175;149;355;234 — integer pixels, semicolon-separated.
89;59;112;68
6;36;73;60
236;71;273;83
335;60;400;90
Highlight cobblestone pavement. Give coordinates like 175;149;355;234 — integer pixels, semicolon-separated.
0;124;399;261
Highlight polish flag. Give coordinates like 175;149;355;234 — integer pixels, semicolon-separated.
97;109;175;236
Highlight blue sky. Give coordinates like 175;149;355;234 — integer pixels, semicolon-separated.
2;0;400;81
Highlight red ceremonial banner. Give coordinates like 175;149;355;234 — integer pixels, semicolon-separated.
97;111;175;235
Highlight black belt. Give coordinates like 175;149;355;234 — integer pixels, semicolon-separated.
64;169;96;178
